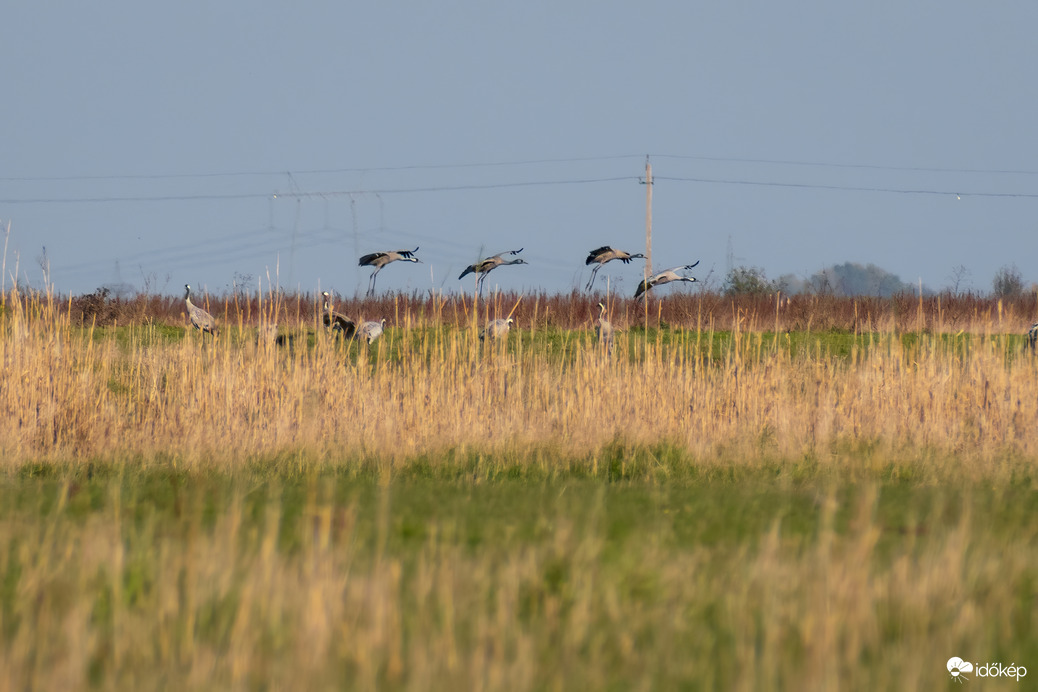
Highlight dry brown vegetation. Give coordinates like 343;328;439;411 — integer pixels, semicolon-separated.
62;285;1038;334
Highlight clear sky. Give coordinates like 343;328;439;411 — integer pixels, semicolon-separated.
3;2;1037;299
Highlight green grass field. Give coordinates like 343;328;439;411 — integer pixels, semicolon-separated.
3;460;1035;691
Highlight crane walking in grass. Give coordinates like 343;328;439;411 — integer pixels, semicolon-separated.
634;262;701;300
584;246;645;292
358;247;420;296
595;302;614;354
459;248;527;295
1028;322;1037;352
480;317;514;342
359;318;386;345
184;284;217;336
322;291;357;338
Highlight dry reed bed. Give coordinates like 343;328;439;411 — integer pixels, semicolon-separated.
2;292;1037;474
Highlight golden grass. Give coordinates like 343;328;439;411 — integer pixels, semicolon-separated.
2;289;1037;475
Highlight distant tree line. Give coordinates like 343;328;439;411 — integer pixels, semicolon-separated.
723;262;1034;299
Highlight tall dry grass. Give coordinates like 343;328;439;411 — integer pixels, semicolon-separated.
1;287;1036;474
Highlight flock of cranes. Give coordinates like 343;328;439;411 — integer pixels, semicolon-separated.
184;244;701;345
186;284;1038;355
186;281;614;351
357;245;700;299
185;285;388;344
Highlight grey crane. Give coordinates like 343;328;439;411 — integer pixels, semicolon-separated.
358;247;420;296
480;317;514;342
322;291;357;338
358;318;386;345
184;284;217;335
459;248;527;295
595;302;614;354
634;262;701;300
585;246;646;292
1027;322;1037;352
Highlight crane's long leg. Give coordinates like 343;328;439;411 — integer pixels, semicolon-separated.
367;270;378;297
585;264;602;292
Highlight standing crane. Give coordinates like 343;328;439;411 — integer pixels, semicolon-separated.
358;247;420;296
595;302;614;354
634;262;701;300
459;248;527;295
358;318;386;345
1027;322;1037;352
480;317;514;342
184;284;217;335
322;291;357;338
584;246;645;292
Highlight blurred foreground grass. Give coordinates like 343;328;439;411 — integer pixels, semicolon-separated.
1;454;1035;691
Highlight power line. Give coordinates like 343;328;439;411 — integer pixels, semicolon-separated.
4;170;1038;206
0;176;639;205
6;152;1038;185
649;153;1038;177
272;176;638;199
0;155;644;183
51;225;355;279
0;192;271;204
653;175;1038;199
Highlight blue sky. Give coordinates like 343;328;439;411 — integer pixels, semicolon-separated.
3;2;1037;298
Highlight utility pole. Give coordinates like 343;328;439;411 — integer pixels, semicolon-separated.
644;156;653;281
642;156;654;329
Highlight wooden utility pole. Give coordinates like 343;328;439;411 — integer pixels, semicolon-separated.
644;156;653;280
642;157;653;329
